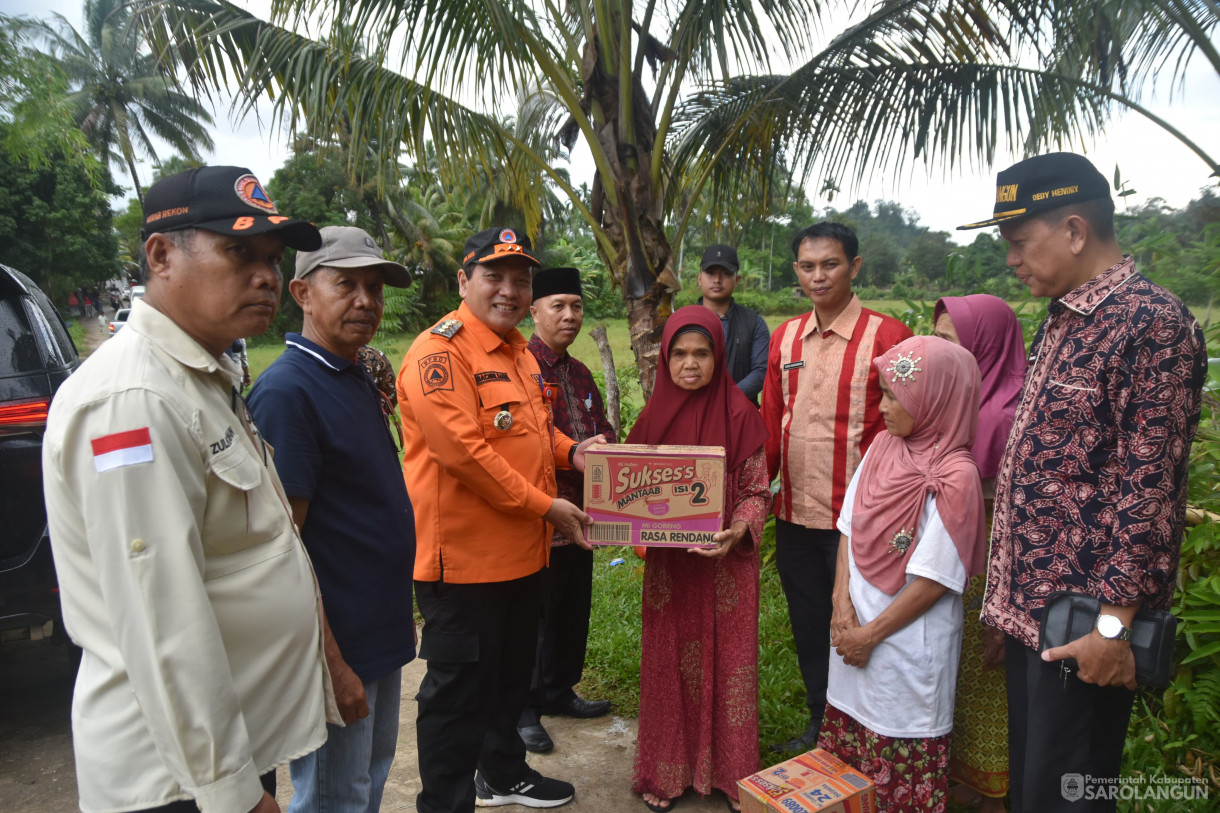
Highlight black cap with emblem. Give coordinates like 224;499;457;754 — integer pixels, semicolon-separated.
700;244;739;273
462;227;540;269
958;152;1111;230
141;166;321;250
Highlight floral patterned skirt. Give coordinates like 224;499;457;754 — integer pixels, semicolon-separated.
817;704;950;813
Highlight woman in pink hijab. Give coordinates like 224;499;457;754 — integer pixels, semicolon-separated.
822;335;985;813
934;295;1027;812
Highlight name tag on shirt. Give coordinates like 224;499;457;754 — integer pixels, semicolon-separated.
782;361;805;370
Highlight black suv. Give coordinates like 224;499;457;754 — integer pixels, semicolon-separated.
0;264;79;644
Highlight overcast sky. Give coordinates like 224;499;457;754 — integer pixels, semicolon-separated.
12;0;1220;244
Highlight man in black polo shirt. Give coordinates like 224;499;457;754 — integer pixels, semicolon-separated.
697;244;769;404
248;226;417;813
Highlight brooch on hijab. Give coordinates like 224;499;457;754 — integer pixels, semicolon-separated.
888;528;914;555
886;351;922;385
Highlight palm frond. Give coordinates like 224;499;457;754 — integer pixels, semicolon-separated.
669;62;1115;230
665;0;1218;242
140;0;518;195
20;0;216;197
1030;0;1220;94
265;0;549;107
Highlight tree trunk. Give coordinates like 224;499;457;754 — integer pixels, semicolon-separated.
125;150;144;208
582;30;675;402
590;324;621;439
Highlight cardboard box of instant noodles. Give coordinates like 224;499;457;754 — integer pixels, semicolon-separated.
583;444;724;547
738;748;876;813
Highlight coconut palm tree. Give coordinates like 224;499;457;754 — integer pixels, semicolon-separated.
29;0;214;204
141;0;1217;391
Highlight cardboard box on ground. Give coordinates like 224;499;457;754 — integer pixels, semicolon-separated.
738;749;876;813
584;445;725;547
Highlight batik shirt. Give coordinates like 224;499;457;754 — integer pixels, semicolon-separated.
528;334;616;546
982;257;1207;649
358;345;398;408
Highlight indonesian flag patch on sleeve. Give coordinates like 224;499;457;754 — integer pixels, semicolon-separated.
91;427;154;473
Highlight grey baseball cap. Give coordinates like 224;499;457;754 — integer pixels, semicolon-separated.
294;226;412;287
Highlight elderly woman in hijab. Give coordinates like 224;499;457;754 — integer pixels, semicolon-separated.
629;306;770;813
822;335;985;813
933;295;1027;812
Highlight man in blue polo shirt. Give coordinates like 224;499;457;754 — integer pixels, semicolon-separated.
248;226;416;813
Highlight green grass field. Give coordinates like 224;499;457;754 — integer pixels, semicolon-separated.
582;522;810;758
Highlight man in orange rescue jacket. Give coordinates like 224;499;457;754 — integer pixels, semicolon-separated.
398;227;604;813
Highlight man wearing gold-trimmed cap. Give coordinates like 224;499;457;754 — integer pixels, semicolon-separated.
398;227;604;812
43;166;335;813
959;152;1207;813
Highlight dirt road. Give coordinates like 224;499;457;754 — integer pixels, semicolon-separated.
0;639;734;813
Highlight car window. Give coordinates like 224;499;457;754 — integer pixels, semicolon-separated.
24;283;77;364
0;297;41;376
24;299;67;368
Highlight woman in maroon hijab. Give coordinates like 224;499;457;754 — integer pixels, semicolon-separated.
629;306;770;813
934;295;1027;813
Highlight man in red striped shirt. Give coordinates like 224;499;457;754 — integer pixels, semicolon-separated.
761;222;912;751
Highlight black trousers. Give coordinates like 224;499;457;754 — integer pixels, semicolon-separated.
774;520;839;722
415;573;542;813
1006;635;1135;813
144;771;275;812
521;544;594;725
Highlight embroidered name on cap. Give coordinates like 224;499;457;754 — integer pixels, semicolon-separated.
145;207;189;224
1032;185;1081;202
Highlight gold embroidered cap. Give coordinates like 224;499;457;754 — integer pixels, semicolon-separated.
958;152;1111;230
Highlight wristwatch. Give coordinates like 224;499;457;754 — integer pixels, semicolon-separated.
1095;613;1133;641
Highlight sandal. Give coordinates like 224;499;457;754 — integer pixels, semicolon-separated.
642;792;680;812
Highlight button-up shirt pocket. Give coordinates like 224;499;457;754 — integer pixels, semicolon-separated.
477;380;529;438
1046;378;1112;435
202;443;291;567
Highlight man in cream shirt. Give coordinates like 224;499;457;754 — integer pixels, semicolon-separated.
42;166;337;813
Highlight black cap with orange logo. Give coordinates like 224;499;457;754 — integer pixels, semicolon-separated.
462;227;540;270
140;165;322;250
